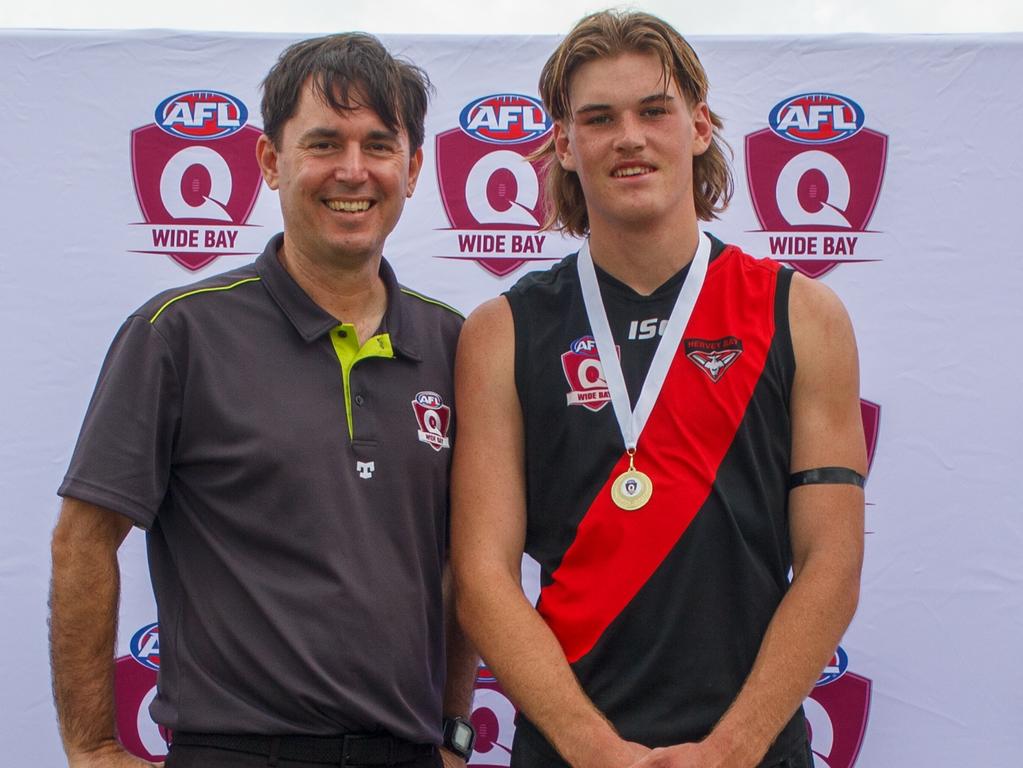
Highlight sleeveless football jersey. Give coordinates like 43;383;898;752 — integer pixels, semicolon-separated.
504;236;806;763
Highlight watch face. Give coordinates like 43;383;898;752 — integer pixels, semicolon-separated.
452;722;474;752
445;717;476;759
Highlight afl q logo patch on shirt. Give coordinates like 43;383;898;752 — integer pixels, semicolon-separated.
561;335;614;412
412;391;452;451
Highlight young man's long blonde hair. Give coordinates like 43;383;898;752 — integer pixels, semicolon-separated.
534;10;733;236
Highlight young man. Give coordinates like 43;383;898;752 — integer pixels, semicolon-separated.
50;34;476;768
452;11;865;768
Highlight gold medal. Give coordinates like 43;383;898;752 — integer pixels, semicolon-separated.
611;451;654;510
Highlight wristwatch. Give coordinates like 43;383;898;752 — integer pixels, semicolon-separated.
442;715;476;761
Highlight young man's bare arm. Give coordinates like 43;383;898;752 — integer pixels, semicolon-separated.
450;297;648;768
631;275;866;768
439;564;479;768
50;497;159;768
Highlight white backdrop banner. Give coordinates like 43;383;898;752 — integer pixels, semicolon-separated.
2;29;1022;767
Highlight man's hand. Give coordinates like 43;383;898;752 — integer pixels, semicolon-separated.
626;740;747;768
605;740;652;768
67;739;163;768
439;747;465;768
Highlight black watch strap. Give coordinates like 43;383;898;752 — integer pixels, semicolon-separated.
442;715;476;761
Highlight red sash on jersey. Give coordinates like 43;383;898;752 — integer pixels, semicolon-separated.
537;248;781;663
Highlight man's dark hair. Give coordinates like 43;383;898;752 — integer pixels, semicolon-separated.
261;33;432;151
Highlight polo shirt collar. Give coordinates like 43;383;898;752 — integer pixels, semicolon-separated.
255;233;421;361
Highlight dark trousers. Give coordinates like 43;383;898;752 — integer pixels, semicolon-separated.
166;743;442;768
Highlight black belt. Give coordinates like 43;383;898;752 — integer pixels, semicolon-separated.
172;731;435;766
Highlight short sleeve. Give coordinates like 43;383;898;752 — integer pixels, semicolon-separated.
58;315;182;528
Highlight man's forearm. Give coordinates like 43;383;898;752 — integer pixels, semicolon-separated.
442;567;478;719
49;501;130;760
703;552;861;765
458;570;639;768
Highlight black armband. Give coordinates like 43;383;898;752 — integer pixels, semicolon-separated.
788;467;865;489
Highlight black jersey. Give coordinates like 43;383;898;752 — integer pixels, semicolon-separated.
504;237;806;763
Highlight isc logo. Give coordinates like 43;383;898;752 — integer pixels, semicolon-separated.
570;336;598;354
459;94;552;144
769;93;864;144
129;623;161;671
155;90;249;140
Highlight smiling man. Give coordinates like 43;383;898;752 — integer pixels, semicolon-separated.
50;34;476;768
452;11;865;768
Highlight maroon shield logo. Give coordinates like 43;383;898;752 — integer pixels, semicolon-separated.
561;338;613;412
130;123;263;270
435;129;553;277
745;128;887;278
860;399;881;475
412;391;452;451
806;672;872;768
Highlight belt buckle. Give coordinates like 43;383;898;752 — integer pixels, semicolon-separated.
341;733;388;767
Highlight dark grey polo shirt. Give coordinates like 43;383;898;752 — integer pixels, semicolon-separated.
59;234;463;743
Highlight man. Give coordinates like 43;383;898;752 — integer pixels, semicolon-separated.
50;34;476;768
452;10;865;768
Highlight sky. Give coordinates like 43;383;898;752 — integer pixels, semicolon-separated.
1;0;1022;35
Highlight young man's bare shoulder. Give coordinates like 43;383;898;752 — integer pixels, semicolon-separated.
788;272;855;341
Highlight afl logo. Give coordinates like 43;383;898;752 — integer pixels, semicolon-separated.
155;90;248;140
458;94;552;145
129;623;161;671
415;391;443;408
816;645;849;687
570;336;598;354
769;93;864;145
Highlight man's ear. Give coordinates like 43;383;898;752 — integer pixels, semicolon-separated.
406;146;424;197
256;133;280;190
553;122;576;172
691;102;713;157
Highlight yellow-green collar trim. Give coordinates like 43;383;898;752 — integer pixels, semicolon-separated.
329;324;395;440
149;277;262;324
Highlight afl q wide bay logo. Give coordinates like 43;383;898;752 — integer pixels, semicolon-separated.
561;335;614;412
435;94;564;278
114;622;169;761
412;390;453;451
129;90;264;271
745;92;888;278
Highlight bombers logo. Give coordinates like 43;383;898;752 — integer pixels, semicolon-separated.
685;337;743;382
806;646;872;768
745;92;888;278
561;336;613;411
129;89;264;271
435;93;563;278
412;391;452;451
115;623;168;761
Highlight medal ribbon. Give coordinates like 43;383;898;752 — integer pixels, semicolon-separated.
576;231;711;455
